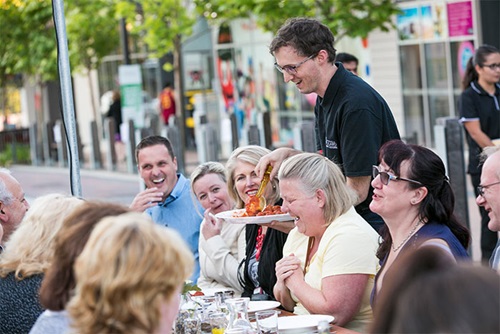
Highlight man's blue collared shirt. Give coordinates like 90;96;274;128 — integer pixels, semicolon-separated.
146;173;203;282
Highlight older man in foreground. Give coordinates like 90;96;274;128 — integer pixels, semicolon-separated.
476;147;500;271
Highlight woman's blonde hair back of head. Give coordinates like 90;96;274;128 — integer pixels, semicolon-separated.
0;193;83;279
278;153;356;223
68;212;193;334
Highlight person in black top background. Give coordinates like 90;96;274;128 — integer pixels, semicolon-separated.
106;90;122;141
459;44;500;262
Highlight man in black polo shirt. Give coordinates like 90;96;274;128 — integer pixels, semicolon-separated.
256;18;400;233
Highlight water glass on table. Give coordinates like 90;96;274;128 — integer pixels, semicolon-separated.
255;310;278;334
224;328;247;334
184;318;201;334
210;312;228;334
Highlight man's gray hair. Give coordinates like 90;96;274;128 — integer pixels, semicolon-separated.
0;168;14;205
481;146;500;161
481;146;500;181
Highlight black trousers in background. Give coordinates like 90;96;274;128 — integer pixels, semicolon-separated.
471;173;498;261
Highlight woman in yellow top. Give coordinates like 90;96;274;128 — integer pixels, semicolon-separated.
274;153;379;332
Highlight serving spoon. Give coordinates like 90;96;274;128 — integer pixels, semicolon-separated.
255;165;273;210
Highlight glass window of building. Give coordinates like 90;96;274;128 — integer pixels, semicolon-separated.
396;0;478;147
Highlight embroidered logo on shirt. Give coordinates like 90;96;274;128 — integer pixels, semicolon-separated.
325;138;337;149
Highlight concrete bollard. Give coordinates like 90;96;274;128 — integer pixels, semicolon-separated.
201;123;218;163
89;120;102;170
444;118;470;230
258;111;272;149
43;121;55;166
435;117;470;238
29;123;40;166
125;120;137;174
104;118;117;171
230;112;239;150
247;125;260;146
54;120;68;168
162;125;185;175
293;121;316;153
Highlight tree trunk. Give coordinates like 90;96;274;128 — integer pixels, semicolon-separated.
173;35;186;166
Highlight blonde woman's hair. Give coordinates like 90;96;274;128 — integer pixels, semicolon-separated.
278;153;356;224
226;145;280;209
0;194;83;279
67;212;193;334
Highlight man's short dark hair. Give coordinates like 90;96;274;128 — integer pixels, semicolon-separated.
135;136;175;161
335;52;359;65
269;17;337;63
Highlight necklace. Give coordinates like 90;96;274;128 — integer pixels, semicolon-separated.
392;219;423;252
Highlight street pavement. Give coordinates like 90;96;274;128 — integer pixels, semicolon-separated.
7;149;484;262
10;165;142;206
9;149;201;206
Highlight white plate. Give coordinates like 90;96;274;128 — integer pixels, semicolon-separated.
215;209;292;224
278;315;335;333
200;288;234;297
247;300;281;313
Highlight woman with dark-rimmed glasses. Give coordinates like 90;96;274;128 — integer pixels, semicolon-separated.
369;140;470;307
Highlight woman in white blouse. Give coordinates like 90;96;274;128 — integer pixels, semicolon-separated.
191;162;245;295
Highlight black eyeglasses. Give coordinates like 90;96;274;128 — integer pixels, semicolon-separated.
477;181;500;196
372;165;423;186
482;63;500;70
274;54;315;75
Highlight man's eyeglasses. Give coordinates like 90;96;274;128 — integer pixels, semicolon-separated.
482;63;500;70
372;165;423;186
477;181;500;196
274;54;316;75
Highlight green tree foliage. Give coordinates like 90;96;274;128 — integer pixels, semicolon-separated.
0;0;120;119
1;0;119;84
17;0;58;82
116;0;197;153
0;1;24;119
116;0;196;68
195;0;401;42
65;0;120;118
66;0;120;73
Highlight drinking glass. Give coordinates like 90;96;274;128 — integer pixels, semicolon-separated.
224;328;247;334
184;318;201;334
210;312;228;334
255;310;278;334
225;297;251;330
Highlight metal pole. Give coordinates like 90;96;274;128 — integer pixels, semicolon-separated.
52;0;82;197
120;18;131;65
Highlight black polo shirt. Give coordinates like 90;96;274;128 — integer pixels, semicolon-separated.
314;63;400;218
459;81;500;174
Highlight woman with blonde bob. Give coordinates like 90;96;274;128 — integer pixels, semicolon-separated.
67;212;193;334
0;194;83;333
274;153;379;332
